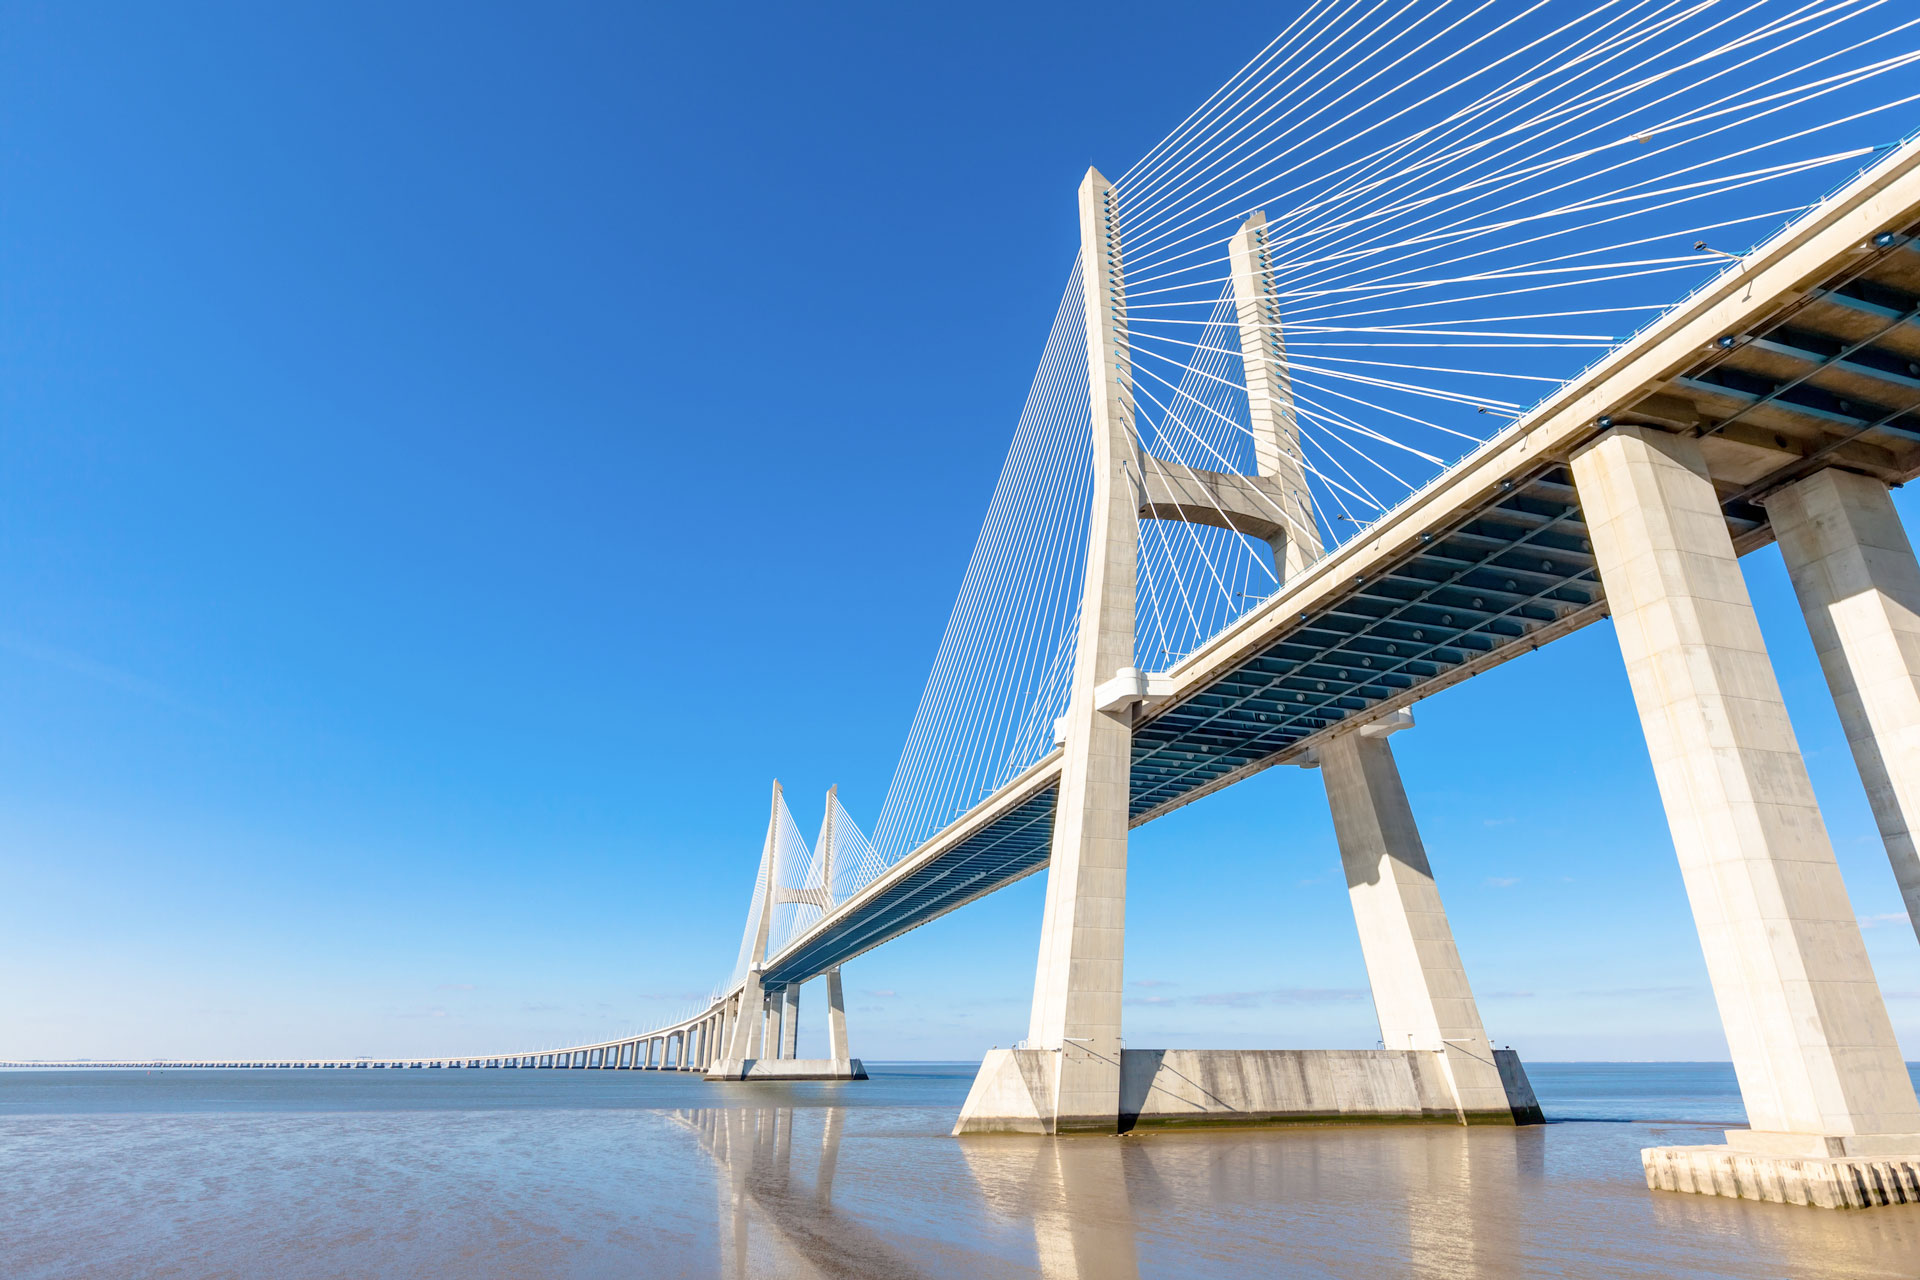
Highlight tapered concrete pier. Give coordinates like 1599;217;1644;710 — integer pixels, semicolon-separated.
1319;717;1537;1123
780;984;800;1059
1572;427;1920;1206
826;967;853;1074
1768;467;1920;947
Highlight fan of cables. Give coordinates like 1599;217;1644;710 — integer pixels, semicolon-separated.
1115;0;1920;667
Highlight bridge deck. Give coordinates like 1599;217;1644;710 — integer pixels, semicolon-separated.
762;140;1920;992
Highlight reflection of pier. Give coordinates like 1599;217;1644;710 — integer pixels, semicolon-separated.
678;1102;1909;1277
960;1128;1545;1280
677;1105;916;1279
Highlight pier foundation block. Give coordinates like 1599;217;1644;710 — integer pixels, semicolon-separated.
705;1057;867;1082
953;1047;1541;1135
1642;1144;1920;1208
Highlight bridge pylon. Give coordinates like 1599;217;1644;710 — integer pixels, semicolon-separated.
958;167;1140;1134
709;782;867;1082
710;781;781;1076
957;170;1542;1137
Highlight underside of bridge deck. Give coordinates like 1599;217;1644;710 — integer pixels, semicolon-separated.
1655;232;1920;508
1128;464;1623;819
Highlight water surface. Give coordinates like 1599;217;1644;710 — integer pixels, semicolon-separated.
4;1062;1917;1278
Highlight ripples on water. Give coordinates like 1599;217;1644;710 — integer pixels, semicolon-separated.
3;1063;1918;1278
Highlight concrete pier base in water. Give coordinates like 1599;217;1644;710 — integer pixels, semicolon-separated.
952;1048;1542;1135
705;1057;867;1082
1643;1141;1920;1208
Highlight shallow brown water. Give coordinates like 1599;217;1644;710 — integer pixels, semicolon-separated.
2;1064;1917;1278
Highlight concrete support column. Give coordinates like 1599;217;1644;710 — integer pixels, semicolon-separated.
1768;466;1920;947
1317;721;1513;1121
764;990;784;1061
724;974;765;1063
780;983;800;1059
826;968;851;1069
1571;425;1920;1153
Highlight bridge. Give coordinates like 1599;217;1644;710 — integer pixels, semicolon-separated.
17;2;1920;1210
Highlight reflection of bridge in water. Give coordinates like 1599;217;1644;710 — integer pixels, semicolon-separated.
29;2;1920;1211
675;1093;1919;1277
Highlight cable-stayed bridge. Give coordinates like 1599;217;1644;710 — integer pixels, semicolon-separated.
25;1;1920;1208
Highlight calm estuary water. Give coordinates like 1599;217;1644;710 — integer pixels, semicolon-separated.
3;1063;1918;1278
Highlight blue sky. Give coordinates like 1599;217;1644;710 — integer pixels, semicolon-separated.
3;1;1916;1064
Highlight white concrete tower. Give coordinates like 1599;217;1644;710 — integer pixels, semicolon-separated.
715;781;782;1071
1017;167;1141;1133
1228;210;1321;581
